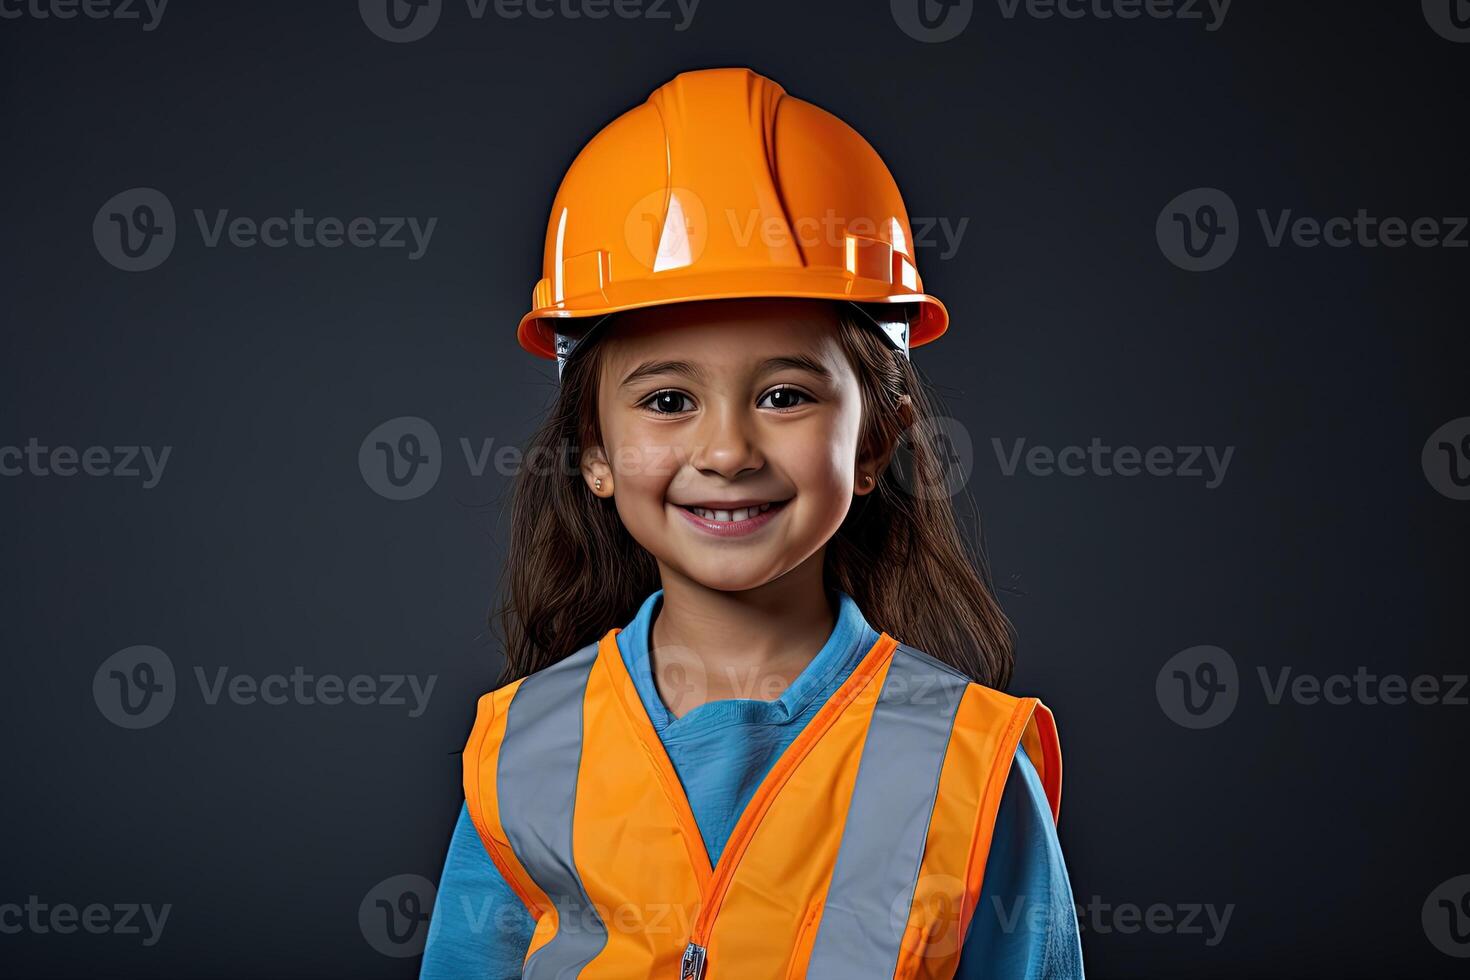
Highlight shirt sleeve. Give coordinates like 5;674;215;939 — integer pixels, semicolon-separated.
955;746;1085;979
420;800;536;980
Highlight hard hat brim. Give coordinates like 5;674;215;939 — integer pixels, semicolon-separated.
516;268;949;361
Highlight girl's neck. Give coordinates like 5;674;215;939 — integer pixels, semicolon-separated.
650;556;837;717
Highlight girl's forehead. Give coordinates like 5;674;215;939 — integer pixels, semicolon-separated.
602;298;842;357
598;301;847;385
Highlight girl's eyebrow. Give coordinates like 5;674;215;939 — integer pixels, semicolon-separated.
621;359;705;388
620;354;832;388
758;354;833;381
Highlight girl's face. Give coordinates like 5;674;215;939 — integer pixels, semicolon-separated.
584;298;878;593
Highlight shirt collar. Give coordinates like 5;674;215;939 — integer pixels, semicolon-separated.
615;587;878;734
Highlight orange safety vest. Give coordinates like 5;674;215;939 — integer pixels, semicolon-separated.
462;627;1062;979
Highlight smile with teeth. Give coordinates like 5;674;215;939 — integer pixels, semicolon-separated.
680;502;780;523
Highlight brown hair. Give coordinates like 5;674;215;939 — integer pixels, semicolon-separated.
493;302;1015;690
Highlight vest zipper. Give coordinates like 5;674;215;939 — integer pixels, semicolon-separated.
671;636;899;978
680;941;708;980
601;628;899;978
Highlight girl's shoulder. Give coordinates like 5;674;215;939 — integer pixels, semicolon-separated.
886;639;1042;713
886;640;1061;813
472;636;605;722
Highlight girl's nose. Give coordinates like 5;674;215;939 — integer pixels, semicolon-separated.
688;405;764;480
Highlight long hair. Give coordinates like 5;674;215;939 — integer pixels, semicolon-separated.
493;302;1015;689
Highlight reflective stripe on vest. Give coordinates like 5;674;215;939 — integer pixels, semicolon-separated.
804;645;970;976
463;628;1062;979
497;641;606;974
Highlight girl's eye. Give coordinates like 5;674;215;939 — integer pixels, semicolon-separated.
758;386;812;411
642;390;694;414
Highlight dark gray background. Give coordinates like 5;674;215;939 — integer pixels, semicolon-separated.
1;1;1465;977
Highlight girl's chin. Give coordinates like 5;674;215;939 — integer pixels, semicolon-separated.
662;556;795;595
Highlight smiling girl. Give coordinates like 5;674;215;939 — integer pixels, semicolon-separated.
421;68;1083;979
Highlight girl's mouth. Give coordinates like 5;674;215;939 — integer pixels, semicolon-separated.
671;498;790;538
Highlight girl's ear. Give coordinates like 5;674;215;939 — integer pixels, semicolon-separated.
581;444;614;497
855;393;914;494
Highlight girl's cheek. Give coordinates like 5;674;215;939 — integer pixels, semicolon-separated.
780;438;852;491
608;439;683;482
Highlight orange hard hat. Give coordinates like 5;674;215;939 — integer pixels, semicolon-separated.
516;67;950;376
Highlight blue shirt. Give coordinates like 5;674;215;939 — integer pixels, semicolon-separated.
421;589;1083;978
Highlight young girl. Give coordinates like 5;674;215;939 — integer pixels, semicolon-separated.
421;67;1083;979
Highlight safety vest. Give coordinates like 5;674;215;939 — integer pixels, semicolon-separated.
462;627;1062;979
